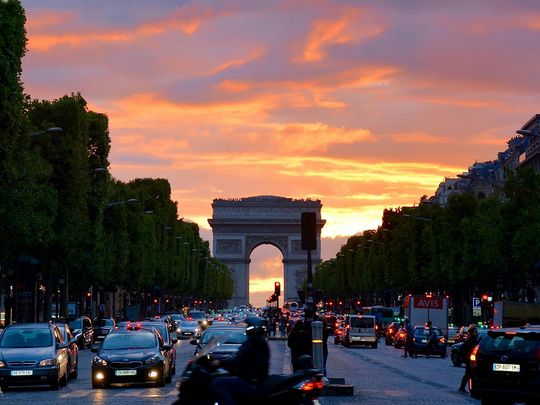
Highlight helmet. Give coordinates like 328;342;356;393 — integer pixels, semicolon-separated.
245;316;267;336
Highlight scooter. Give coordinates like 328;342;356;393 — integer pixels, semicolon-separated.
173;338;324;405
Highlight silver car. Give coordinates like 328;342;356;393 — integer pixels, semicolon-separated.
176;320;200;339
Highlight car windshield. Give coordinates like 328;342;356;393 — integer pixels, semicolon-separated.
101;332;156;350
0;329;52;348
189;312;206;320
181;321;198;327
94;319;114;327
351;318;374;328
200;329;246;345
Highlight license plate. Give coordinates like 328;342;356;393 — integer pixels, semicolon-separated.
115;370;137;376
11;370;33;376
493;363;520;372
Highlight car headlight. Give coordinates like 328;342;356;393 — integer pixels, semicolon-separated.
145;354;161;365
0;360;5;368
92;356;108;366
177;328;181;333
39;358;57;367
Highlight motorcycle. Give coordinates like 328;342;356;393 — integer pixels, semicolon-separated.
173;337;324;405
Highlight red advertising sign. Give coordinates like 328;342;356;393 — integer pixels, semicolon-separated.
413;296;443;309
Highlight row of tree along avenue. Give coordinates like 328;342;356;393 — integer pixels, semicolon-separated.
0;1;232;325
315;169;540;325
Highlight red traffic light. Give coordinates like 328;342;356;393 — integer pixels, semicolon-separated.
274;281;281;297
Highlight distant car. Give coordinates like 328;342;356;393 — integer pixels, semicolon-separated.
91;327;172;388
343;315;378;348
211;317;232;326
450;330;488;367
92;318;116;349
189;310;209;330
69;316;93;349
453;326;469;344
410;326;446;358
56;323;79;380
470;328;540;404
0;322;70;391
385;321;401;345
192;325;247;361
176;320;201;339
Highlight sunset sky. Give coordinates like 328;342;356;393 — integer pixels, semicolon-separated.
20;0;540;306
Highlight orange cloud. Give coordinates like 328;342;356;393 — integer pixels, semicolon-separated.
299;8;384;62
273;122;373;153
390;132;450;144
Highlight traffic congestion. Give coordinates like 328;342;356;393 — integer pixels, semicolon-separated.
0;303;538;404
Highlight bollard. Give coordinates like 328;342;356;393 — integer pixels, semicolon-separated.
311;321;323;372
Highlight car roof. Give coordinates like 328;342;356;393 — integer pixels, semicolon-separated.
111;327;156;336
6;322;53;329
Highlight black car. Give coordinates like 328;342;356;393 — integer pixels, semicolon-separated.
0;322;69;391
192;325;246;361
450;330;488;367
91;328;172;388
410;326;447;358
69;316;93;349
470;328;539;404
56;323;79;379
137;321;176;379
92;317;116;349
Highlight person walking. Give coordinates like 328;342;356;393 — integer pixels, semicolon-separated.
279;314;287;338
425;320;435;358
458;325;479;393
402;319;415;358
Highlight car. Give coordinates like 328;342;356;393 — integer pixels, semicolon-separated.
333;321;346;345
176;320;201;339
385;321;401;345
453;325;469;344
188;310;208;330
0;322;69;391
56;323;79;379
191;325;247;361
410;325;447;358
92;317;116;349
450;330;488;367
136;321;176;379
470;328;540;404
342;315;378;348
91;327;172;388
69;316;93;349
211;317;232;326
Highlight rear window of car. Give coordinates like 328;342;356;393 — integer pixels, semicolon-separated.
102;332;156;350
482;333;539;354
414;327;442;336
350;317;374;328
180;321;198;327
0;328;52;348
200;329;246;345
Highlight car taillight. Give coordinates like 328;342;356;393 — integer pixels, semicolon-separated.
388;328;393;334
439;337;446;343
297;378;324;391
470;344;479;367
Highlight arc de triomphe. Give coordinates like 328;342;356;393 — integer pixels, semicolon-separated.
208;196;325;308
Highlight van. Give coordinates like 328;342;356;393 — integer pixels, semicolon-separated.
343;315;378;348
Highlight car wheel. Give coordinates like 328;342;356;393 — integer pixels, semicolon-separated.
92;380;103;389
451;351;461;367
334;337;339;345
70;365;78;380
371;342;378;349
165;368;172;384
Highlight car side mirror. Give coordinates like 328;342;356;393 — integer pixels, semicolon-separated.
162;344;171;351
172;338;178;344
69;337;78;345
190;339;198;345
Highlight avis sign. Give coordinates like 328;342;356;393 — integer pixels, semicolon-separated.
413;296;443;309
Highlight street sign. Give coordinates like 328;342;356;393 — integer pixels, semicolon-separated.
473;297;481;317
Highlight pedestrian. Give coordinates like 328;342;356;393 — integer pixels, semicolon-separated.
279;314;287;338
425;320;435;358
458;325;479;393
287;306;329;374
403;319;415;358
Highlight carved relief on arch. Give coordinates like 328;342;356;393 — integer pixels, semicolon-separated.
246;235;288;256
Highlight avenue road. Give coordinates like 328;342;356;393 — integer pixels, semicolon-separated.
0;338;479;404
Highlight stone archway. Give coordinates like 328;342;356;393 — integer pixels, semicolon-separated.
208;196;325;308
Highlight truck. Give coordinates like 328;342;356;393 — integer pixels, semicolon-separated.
492;301;540;328
403;294;448;337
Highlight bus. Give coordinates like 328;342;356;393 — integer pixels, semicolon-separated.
361;306;396;331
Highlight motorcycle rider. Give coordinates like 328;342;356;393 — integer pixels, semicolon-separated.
211;316;270;405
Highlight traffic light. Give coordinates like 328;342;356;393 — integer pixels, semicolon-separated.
274;281;281;297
